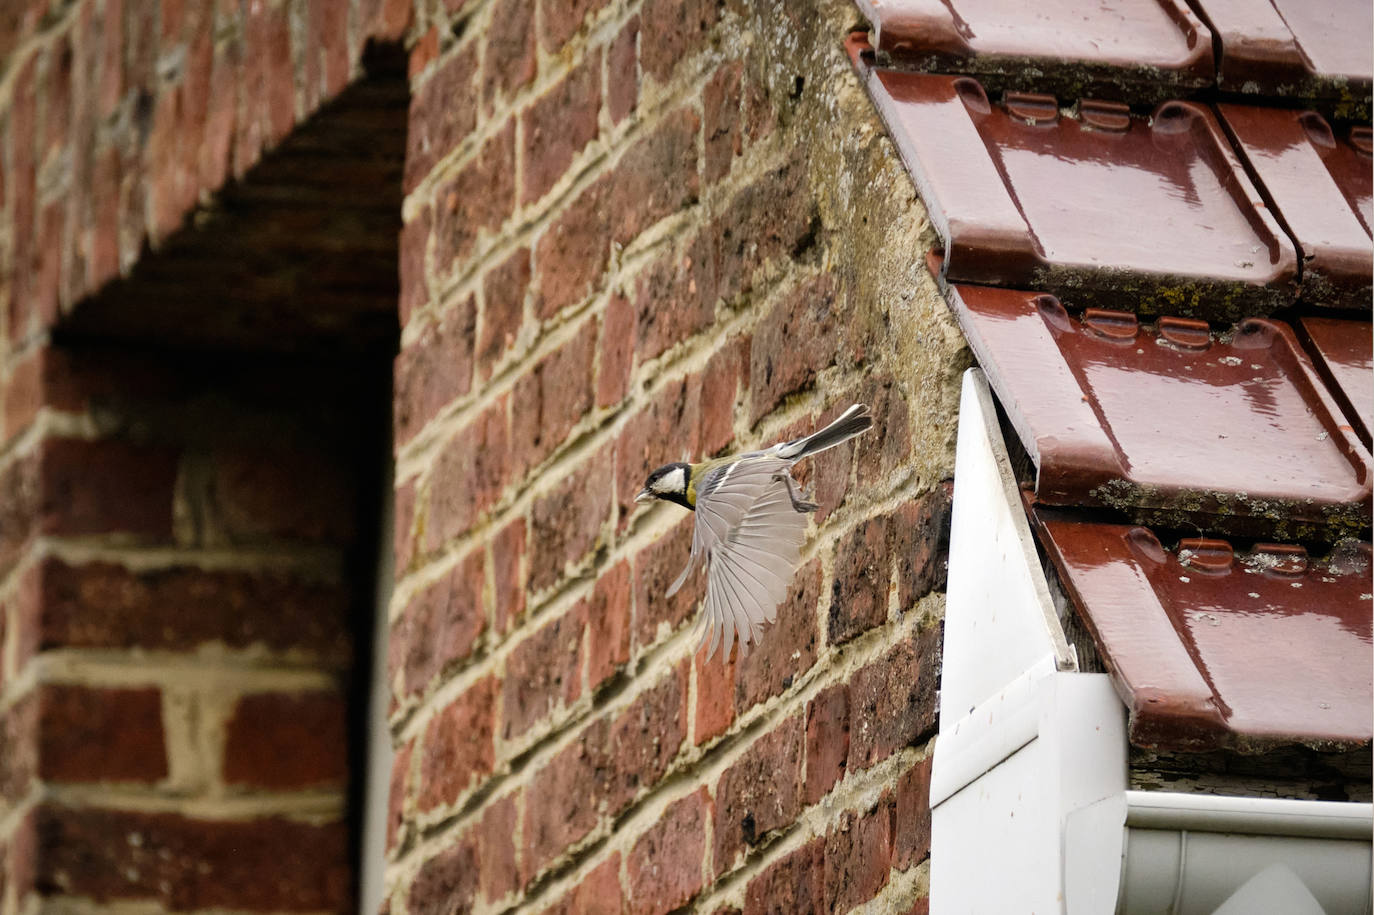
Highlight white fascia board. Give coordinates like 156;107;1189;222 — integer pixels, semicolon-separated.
941;368;1075;725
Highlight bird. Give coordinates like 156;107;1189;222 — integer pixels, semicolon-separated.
634;403;874;660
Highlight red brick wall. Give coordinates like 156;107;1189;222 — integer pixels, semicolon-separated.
0;0;968;911
387;0;964;911
0;342;390;913
0;2;410;912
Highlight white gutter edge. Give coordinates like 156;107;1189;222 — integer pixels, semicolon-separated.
1125;790;1373;840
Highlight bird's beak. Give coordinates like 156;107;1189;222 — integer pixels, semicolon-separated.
634;489;654;504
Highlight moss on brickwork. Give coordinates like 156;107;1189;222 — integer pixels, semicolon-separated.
387;0;964;911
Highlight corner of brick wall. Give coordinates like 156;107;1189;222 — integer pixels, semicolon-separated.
0;2;418;913
387;0;967;911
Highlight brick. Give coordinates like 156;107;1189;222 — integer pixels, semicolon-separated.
427;398;510;549
434;122;516;272
743;838;824;915
627;788;708;915
0;695;37;808
631;517;703;648
418;676;497;812
210;447;356;543
545;853;624;915
33;198;63;328
395;477;418;574
391;552;487;698
597;292;635;408
32;684;163;784
408;25;439;79
29;805;349;911
788;402;857;524
361;0;413;40
750;274;839;423
539;0;610;51
510;319;597;476
711;161;818;309
704;63;742;182
854;376;912;488
641;0;718;82
222;690;347;790
606;659;688;808
395;296;476;444
27;558;351;661
408;838;478;915
484;0;536;106
503;604;585;739
805;684;849;804
616;380;700;531
534;177;610;317
698;336;746;457
523;54;600;205
476;793;520;903
398;205;431;327
199;46;235;193
693;636;737;744
824;799;894;911
713;714;804;877
607;16;639;124
523;719;608;880
2;336;42;439
0;452;39;576
889;482;953;610
894;755;933;870
387;739;413;854
848;625;940;772
8;57;37;344
608;105;699;246
585;559;631;689
479;247;530;378
39;437;178;538
528;454;612;593
406;46;479;190
899;900;931;915
734;559;820;713
828;516;890;645
633;233;716;363
492;517;528;634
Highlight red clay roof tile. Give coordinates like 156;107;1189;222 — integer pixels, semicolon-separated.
1194;0;1372;109
854;64;1300;318
1297;317;1374;449
946;284;1372;536
853;0;1213;101
1219;105;1373;309
1035;518;1373;752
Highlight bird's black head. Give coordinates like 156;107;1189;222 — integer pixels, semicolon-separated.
636;462;693;510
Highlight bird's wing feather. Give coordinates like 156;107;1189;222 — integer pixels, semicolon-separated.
687;456;808;659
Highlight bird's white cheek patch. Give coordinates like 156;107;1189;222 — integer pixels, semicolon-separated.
653;467;686;494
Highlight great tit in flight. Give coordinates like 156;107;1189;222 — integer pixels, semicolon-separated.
634;403;873;660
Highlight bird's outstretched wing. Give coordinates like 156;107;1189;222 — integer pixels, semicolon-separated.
673;456;809;659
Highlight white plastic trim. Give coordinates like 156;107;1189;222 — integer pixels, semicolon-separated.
1125;791;1373;840
933;366;1374;915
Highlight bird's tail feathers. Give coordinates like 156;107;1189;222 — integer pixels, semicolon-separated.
777;403;873;460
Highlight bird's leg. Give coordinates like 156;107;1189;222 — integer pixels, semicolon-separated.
775;472;818;513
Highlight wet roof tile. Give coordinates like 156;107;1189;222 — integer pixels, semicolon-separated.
1219;106;1372;309
1194;0;1373;113
1297;317;1374;448
851;59;1300;319
853;0;1214;101
947;284;1373;536
1035;517;1373;752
